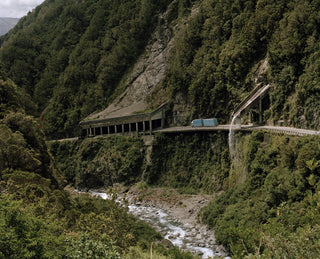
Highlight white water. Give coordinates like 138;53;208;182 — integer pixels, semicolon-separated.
89;191;229;258
128;204;219;258
228;115;237;159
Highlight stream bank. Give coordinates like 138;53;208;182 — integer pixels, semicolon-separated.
91;185;230;258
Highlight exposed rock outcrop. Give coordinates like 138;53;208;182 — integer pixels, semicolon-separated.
86;13;173;121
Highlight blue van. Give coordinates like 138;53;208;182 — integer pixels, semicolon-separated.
191;118;218;127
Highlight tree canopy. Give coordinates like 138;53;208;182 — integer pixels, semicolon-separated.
0;0;172;138
2;0;320;138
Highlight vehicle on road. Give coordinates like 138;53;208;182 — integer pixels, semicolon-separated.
191;118;218;127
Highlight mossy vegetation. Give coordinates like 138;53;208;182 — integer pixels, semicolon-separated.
1;0;320;139
48;136;145;189
0;72;194;258
200;132;320;257
146;132;230;193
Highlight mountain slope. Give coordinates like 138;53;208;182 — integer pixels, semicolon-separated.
1;0;320;137
2;1;320;257
163;0;320;128
0;0;174;138
85;11;173;121
0;66;191;259
0;18;19;36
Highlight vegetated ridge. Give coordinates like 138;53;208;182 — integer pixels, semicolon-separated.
0;65;195;259
1;0;320;139
1;0;320;258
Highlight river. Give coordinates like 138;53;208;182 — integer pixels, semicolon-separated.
91;190;230;259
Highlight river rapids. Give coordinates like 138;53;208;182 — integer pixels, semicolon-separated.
91;191;230;259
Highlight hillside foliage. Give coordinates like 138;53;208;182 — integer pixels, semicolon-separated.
0;70;193;258
200;132;320;257
0;0;173;138
163;0;320;128
1;0;320;138
48;136;145;189
1;0;320;258
146;132;230;193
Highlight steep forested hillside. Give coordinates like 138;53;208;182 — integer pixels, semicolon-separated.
164;0;320;128
2;0;320;257
1;0;320;139
200;132;320;257
0;0;174;138
0;66;194;258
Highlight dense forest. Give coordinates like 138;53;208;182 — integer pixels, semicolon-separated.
0;0;174;138
50;129;320;257
0;67;195;258
1;0;320;258
1;0;320;139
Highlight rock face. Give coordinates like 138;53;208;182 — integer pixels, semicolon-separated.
84;5;200;126
171;92;193;126
0;18;19;36
86;13;173;121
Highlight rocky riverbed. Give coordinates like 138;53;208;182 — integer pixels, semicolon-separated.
91;185;230;258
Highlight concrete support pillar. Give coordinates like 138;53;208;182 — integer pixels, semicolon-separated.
259;97;262;124
122;124;125;134
150;119;152;134
143;121;146;135
129;123;132;133
107;126;110;134
115;125;118;134
161;110;165;128
86;128;89;137
100;127;102;135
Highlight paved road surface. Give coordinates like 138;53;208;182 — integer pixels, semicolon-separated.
156;125;320;136
51;125;320;142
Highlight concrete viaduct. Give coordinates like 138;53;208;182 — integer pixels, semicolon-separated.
76;83;320;140
79;103;166;138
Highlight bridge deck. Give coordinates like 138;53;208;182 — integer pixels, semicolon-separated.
155;125;320;136
154;125;231;133
50;125;320;142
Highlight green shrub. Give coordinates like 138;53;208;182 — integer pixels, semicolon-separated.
48;135;145;189
200;132;320;257
146;132;230;193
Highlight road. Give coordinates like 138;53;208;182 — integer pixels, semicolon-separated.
49;125;320;142
155;125;320;136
